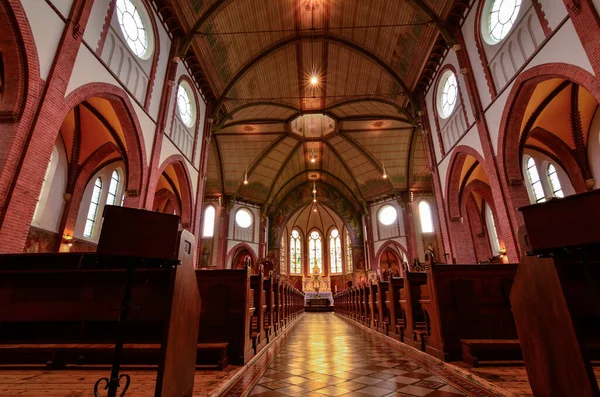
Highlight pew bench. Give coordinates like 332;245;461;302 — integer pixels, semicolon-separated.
460;339;522;367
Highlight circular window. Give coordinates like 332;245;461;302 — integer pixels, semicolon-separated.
235;208;253;228
116;0;152;59
177;82;195;127
331;229;339;238
378;205;397;226
484;0;522;44
437;71;458;119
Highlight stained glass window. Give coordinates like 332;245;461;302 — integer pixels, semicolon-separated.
345;229;353;274
83;177;102;238
116;0;149;58
547;164;564;198
280;235;286;274
488;0;521;43
329;229;342;274
309;231;322;274
526;157;546;203
290;230;302;274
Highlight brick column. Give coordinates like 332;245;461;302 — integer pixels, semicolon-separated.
453;30;520;263
0;0;96;253
563;0;600;76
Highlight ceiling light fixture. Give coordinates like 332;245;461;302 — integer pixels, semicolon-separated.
310;75;319;86
310;149;316;163
382;161;388;179
312;181;317;194
244;164;249;185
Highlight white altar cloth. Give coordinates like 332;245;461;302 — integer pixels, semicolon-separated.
304;291;333;306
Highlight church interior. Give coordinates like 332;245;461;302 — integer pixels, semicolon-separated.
1;0;600;395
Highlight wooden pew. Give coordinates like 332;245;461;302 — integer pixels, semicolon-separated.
369;282;380;331
419;263;518;361
399;271;427;349
263;274;275;341
195;265;255;365
386;276;404;340
361;284;371;327
0;207;200;397
250;268;267;353
375;277;389;335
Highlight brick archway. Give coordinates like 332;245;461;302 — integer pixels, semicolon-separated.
226;242;258;270
444;145;487;221
497;63;600;186
151;155;195;230
62;83;148;203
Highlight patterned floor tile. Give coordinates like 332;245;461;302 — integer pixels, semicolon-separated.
234;314;499;397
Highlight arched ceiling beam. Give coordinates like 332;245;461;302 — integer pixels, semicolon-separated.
326;97;412;119
323;141;365;201
212;35;419;119
218;118;288;131
337;131;397;193
407;0;455;46
406;128;417;188
264;141;304;204
338;115;413;124
211;137;226;195
233;133;288;195
217;102;301;127
177;0;231;57
269;171;362;211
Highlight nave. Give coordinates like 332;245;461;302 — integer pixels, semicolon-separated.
245;313;489;397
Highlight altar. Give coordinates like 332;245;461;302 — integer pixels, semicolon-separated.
304;291;333;306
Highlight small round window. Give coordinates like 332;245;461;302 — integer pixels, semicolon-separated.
437;70;458;119
116;0;151;59
378;205;397;226
177;82;195;127
484;0;522;44
235;208;253;229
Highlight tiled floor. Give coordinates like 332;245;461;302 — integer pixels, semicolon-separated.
247;313;467;397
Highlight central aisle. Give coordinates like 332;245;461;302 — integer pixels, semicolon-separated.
246;313;469;397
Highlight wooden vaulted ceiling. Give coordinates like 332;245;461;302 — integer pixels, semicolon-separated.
156;0;467;209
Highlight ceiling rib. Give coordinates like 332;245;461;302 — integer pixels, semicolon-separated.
212;35;420;118
326;98;412;119
408;0;455;45
270;170;363;210
217;102;300;127
337;131;397;193
264;141;304;206
323;141;365;201
233;133;288;195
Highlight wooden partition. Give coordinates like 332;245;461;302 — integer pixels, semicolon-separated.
0;207;200;397
335;264;519;366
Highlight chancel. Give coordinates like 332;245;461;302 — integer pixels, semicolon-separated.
1;0;600;396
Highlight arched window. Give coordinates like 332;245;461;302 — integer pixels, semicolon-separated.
309;231;323;274
526;157;546;203
484;204;501;256
202;206;215;237
329;229;342;274
83;177;103;238
419;201;434;233
280;235;286;274
438;71;458;119
345;229;353;274
547;164;564;198
177;82;196;127
106;170;120;206
116;0;150;58
290;230;302;274
486;0;522;44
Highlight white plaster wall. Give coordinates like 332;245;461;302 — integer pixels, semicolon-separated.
85;0;110;48
539;0;568;30
49;0;73;18
485;83;513;154
21;0;65;81
463;2;493;108
594;0;600;16
31;139;68;232
589;108;600;189
148;13;171;118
